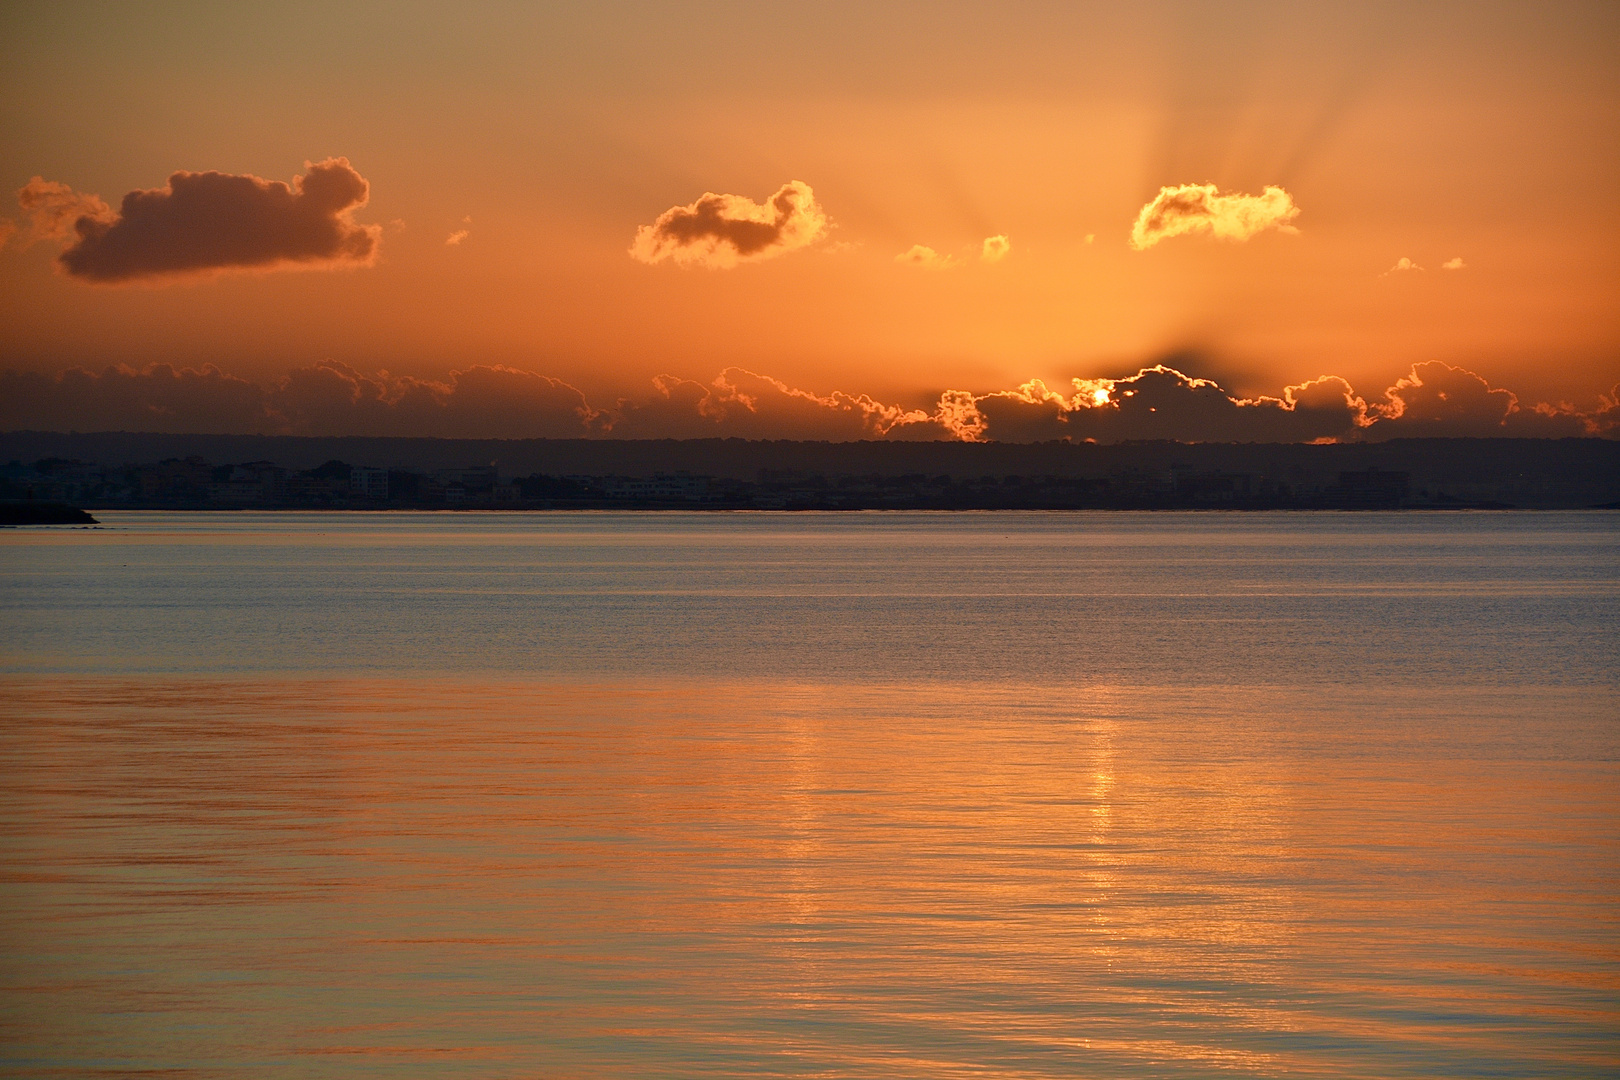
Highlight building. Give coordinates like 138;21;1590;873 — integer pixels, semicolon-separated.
602;473;710;501
452;466;498;494
1334;469;1410;507
350;466;389;501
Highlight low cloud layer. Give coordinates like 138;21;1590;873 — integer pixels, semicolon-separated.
0;362;602;440
1130;184;1300;250
1371;361;1595;439
38;158;381;283
630;181;828;268
3;360;1612;444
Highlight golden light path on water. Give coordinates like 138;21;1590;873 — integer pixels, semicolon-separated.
0;511;1616;1077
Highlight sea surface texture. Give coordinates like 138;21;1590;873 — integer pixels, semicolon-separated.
2;510;1616;1079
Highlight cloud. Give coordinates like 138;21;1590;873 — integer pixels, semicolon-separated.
446;230;469;246
1442;257;1465;270
0;362;603;439
607;368;935;441
0;363;275;434
895;244;957;270
3;360;1612;443
1366;362;1589;438
51;158;380;283
932;367;1368;444
1130;183;1300;250
14;177;114;245
267;362;606;439
1592;387;1620;438
629;180;828;268
1384;257;1423;274
896;236;1009;269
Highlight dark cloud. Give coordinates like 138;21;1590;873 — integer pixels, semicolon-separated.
0;364;274;434
264;363;604;439
53;158;380;283
1139;348;1277;399
1592;388;1620;436
630;181;828;268
0;363;601;439
1364;362;1592;439
605;369;934;440
2;360;1612;443
939;367;1365;444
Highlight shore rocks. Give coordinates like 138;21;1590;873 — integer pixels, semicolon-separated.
0;502;98;525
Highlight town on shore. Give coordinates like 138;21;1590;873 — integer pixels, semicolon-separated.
4;433;1618;511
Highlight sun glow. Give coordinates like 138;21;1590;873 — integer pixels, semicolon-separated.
1070;379;1115;409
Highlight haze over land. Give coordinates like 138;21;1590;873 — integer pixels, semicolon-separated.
1;1;1616;442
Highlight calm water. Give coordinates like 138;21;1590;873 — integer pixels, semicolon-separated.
1;510;1616;1078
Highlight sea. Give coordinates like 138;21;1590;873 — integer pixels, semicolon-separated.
1;510;1616;1078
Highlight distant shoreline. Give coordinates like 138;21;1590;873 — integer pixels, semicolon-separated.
58;502;1571;513
5;432;1618;511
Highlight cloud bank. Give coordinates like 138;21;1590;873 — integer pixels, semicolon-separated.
1130;184;1300;250
630;181;828;268
0;362;603;440
3;360;1611;443
44;158;380;283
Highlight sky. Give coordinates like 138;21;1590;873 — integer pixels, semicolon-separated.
1;0;1617;442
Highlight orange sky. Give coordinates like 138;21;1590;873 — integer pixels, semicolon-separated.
1;1;1616;439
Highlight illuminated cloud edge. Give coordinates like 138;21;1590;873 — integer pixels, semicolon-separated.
1;361;1612;443
630;181;828;268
